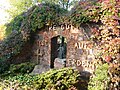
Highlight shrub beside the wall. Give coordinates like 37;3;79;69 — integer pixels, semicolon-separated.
0;68;85;90
88;63;110;90
0;62;36;78
9;62;36;74
0;60;10;74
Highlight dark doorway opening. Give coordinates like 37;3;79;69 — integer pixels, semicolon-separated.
50;36;67;68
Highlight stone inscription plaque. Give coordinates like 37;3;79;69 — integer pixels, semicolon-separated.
68;59;101;73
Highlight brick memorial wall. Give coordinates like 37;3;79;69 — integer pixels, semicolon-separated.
31;24;98;73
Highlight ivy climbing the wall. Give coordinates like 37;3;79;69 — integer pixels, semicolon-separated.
0;1;119;89
0;2;67;62
69;0;120;89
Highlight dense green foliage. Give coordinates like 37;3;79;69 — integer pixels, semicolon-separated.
26;3;67;31
7;0;33;18
0;60;10;74
88;63;110;90
40;0;75;10
0;68;83;90
34;68;80;89
6;3;67;35
70;1;120;90
0;62;35;76
0;3;67;62
70;0;120;26
9;62;35;75
5;14;26;35
0;0;119;89
69;1;99;25
0;31;24;61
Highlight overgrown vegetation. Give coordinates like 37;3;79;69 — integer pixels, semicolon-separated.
0;62;35;77
7;0;33;19
0;0;119;89
0;60;10;74
69;0;120;89
69;0;99;25
6;2;67;35
0;68;84;90
0;2;67;62
88;63;110;90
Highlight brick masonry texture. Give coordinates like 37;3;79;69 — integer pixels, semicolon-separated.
31;24;97;73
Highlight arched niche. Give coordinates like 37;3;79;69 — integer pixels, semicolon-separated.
50;35;67;68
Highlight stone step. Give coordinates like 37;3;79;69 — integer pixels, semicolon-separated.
31;64;50;75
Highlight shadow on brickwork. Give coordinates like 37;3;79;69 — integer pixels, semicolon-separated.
74;71;91;90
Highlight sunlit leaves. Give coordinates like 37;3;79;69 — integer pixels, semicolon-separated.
0;25;6;40
8;0;33;18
